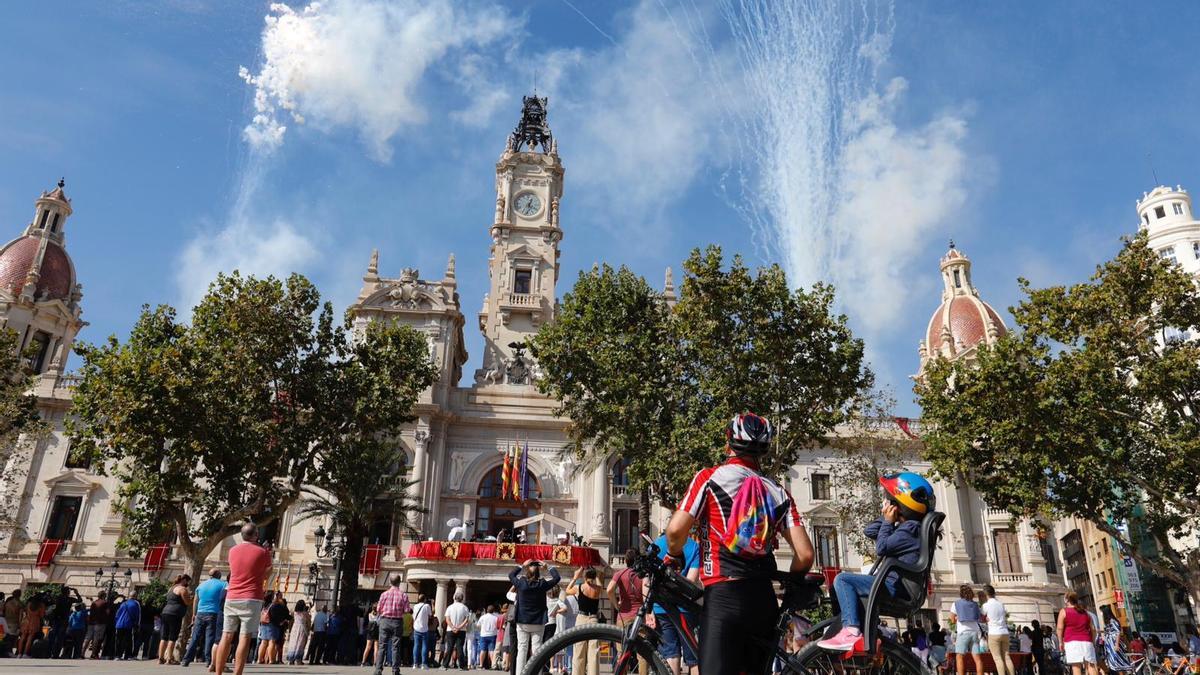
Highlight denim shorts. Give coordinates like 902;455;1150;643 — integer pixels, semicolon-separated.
656;613;698;666
955;630;980;653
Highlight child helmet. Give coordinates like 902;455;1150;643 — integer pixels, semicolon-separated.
879;472;935;520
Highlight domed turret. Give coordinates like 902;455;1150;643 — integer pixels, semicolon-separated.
1136;185;1200;275
0;179;77;302
917;241;1007;376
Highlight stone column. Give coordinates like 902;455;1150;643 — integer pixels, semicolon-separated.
453;578;469;605
410;428;430;538
435;578;449;621
941;476;977;583
1021;519;1050;584
589;463;611;543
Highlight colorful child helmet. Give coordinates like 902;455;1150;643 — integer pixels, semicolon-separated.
725;413;775;455
879;472;935;520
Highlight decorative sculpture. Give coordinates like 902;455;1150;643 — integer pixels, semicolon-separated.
507;95;553;153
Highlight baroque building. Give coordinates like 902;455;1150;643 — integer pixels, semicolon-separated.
1;99;1084;626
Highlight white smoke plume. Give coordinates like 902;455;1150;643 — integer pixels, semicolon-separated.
239;0;518;161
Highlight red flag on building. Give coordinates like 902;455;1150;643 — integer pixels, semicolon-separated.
894;417;921;440
143;543;170;571
360;544;385;575
36;540;65;568
502;448;513;501
509;446;522;501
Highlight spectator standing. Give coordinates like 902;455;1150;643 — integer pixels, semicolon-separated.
83;591;109;659
362;604;379;667
17;594;46;658
266;593;289;664
477;606;499;670
374;575;409;675
951;584;985;675
2;590;21;658
549;586;578;675
401;608;413;667
412;594;432;669
306;604;328;665
1057;591;1098;675
113;591;141;660
214;522;273;675
158;574;193;665
1030;620;1048;675
183;569;227;667
651;532;700;675
284;600;310;665
608;550;649;675
67;603;88;658
1100;606;1132;674
983;585;1016;675
509;560;561;675
568;569;604;675
324;606;343;665
47;586;80;658
444;591;472;669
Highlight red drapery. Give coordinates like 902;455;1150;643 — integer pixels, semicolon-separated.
36;539;65;568
406;542;604;567
820;566;841;587
143;543;171;571
360;544;385;575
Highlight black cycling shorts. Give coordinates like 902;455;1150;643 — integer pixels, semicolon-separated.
699;578;779;675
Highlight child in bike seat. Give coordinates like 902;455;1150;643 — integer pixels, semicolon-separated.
818;472;935;652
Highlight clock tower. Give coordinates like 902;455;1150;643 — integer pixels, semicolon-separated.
474;95;564;386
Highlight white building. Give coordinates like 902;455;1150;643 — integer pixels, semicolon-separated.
0;98;1074;626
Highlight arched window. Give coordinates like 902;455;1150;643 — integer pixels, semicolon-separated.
611;458;632;498
476;465;541;541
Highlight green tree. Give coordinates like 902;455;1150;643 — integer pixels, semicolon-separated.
532;264;682;532
534;246;872;519
915;234;1200;606
69;273;435;588
294;320;437;604
0;328;52;540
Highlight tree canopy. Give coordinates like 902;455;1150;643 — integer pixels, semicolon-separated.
533;246;872;509
69;272;436;583
0;328;50;539
915;234;1200;603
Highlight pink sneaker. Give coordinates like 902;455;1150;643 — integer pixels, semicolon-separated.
817;626;863;651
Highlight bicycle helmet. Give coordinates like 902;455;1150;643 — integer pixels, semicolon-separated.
726;412;775;455
879;472;935;521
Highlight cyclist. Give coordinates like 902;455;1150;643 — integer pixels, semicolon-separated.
664;412;814;675
818;471;935;652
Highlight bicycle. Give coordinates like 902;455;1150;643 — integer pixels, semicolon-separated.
522;514;944;675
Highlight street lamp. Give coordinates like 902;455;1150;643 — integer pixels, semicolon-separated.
94;560;132;598
305;561;319;601
313;524;348;609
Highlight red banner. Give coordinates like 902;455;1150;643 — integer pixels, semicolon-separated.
821;566;840;587
407;541;604;567
360;544;385;575
143;543;170;571
894;417;921;440
36;539;65;568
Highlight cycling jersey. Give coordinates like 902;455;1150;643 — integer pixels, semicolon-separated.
677;455;801;586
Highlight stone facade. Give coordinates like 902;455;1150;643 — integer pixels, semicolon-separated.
0;101;1086;626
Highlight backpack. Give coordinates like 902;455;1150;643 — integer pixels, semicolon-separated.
260;606;271;624
721;473;779;558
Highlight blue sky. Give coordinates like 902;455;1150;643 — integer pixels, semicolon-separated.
1;1;1198;415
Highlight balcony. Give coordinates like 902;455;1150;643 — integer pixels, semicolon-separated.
504;293;540;307
993;572;1032;584
612;485;632;499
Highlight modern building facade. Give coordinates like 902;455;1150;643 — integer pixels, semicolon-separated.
0;98;1089;626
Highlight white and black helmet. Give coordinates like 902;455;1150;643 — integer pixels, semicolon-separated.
725;412;775;455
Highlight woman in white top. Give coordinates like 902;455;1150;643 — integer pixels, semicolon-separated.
982;585;1016;675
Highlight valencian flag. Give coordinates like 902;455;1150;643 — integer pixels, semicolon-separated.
501;448;513;500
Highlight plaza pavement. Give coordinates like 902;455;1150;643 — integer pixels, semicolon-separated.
0;661;464;675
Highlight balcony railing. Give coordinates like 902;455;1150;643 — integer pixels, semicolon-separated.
505;293;539;307
993;572;1031;584
612;485;631;498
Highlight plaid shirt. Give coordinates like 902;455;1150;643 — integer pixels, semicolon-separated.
376;586;410;619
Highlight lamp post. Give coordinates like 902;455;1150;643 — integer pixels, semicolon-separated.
313;524;348;609
305;561;320;602
94;560;132;598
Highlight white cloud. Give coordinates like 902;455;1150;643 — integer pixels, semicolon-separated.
240;0;519;160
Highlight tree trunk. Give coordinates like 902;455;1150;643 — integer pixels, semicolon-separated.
338;522;366;608
638;490;652;543
174;549;206;661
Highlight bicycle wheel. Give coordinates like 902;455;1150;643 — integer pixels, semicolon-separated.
519;623;672;675
788;638;929;675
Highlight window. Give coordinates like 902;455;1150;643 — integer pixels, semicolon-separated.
1160;247;1178;264
27;332;51;374
45;495;82;540
38;210;49;229
1173;202;1184;216
63;444;91;470
1192;241;1199;259
813;525;840;568
611;458;631;498
1142;213;1150;226
810;473;831;501
1155;206;1166;219
475;465;541;540
367;500;397;545
613;507;640;557
513;269;532;295
953;270;962;288
1042;539;1058;574
993;529;1023;574
50;213;60;232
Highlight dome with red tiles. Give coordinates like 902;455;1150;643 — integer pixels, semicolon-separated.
919;243;1006;368
0;236;74;301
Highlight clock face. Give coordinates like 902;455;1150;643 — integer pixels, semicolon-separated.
515;192;541;217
